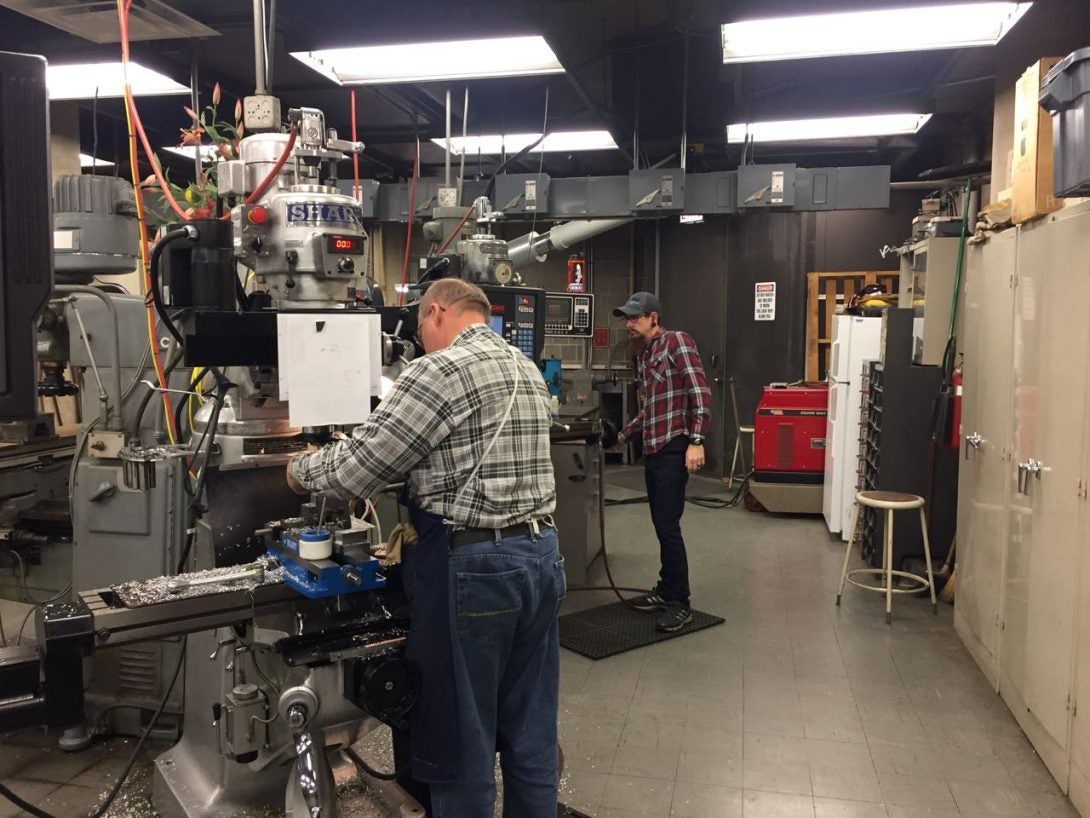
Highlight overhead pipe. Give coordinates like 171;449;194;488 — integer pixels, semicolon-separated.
457;87;469;203
506;218;634;272
444;89;452;188
680;30;689;172
252;0;268;95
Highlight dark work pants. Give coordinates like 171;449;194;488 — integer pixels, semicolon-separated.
644;435;691;607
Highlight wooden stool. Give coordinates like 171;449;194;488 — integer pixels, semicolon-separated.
835;490;937;624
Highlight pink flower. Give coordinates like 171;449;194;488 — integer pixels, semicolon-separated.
212;83;221;107
179;126;204;146
183;105;199;122
234;98;242;124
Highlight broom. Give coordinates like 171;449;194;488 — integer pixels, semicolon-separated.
937;537;957;604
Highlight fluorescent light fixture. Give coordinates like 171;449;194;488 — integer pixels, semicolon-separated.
162;145;223;161
432;130;618;155
79;154;114;168
721;2;1031;63
727;113;932;144
679;214;704;224
291;35;564;85
46;62;189;100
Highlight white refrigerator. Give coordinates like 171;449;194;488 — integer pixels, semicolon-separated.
822;315;883;538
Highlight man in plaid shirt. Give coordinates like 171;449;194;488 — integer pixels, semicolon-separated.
289;279;561;817
614;291;711;632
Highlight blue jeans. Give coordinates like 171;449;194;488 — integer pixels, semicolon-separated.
429;526;565;818
645;435;691;606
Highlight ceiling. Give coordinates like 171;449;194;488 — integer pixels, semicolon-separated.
0;0;1079;185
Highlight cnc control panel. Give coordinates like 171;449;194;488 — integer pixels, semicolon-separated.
545;293;594;337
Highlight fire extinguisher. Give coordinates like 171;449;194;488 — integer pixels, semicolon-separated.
946;367;963;449
566;253;586;292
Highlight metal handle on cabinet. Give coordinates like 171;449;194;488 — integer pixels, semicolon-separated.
1017;458;1044;495
965;432;984;460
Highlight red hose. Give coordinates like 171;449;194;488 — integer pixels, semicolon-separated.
436;204;476;255
243;127;298;206
350;89;361;203
118;0;189;222
397;140;420;306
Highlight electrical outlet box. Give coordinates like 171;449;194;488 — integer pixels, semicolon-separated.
243;95;282;133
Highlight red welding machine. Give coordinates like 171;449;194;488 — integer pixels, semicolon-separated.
748;383;828;514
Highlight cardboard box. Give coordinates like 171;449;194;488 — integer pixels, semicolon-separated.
1012;57;1063;224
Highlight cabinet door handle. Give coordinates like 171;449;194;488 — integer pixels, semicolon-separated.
965;432;985;460
1017;458;1046;495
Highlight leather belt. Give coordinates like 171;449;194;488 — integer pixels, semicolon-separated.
450;522;547;548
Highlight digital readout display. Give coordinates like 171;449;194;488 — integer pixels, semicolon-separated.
325;234;364;254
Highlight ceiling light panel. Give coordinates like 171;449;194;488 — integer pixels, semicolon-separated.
432;130;618;155
162;145;222;161
722;2;1032;63
726;113;932;143
47;62;189;100
79;153;114;168
291;35;564;85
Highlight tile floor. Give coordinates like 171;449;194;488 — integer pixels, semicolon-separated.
555;470;1076;818
0;466;1079;817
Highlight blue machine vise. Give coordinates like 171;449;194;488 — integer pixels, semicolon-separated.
270;527;385;599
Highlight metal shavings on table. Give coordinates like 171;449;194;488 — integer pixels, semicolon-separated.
111;559;284;608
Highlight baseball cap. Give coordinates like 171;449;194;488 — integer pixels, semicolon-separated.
612;291;663;318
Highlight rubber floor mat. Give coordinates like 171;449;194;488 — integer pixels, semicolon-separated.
558;805;592;817
559;601;725;660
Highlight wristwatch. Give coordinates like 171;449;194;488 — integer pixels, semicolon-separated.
690;435;705;446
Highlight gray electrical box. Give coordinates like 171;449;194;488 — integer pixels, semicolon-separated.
738;164;796;209
494;173;551;215
629;169;685;212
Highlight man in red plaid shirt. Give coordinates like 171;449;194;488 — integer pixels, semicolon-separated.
614;292;712;632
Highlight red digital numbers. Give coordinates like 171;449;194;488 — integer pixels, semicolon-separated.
327;235;361;253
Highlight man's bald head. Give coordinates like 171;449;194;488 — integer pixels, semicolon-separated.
419;278;491;319
415;278;493;353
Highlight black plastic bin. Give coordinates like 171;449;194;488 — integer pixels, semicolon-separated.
1040;47;1090;197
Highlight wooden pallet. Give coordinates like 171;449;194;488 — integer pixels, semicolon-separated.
806;271;898;381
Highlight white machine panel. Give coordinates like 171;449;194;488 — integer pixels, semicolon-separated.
277;313;381;427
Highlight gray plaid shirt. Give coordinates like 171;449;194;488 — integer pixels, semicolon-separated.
290;324;556;528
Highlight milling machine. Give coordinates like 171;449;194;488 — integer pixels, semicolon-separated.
0;46;625;817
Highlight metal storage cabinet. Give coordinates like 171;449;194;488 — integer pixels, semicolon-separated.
999;204;1090;789
861;361;946;568
954;227;1017;688
956;202;1090;813
1073;394;1090;816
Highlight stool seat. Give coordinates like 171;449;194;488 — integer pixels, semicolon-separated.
836;491;936;623
855;490;925;510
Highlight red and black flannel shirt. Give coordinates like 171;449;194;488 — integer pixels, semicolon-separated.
623;330;712;456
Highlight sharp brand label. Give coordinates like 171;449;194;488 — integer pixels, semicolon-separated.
286;203;364;226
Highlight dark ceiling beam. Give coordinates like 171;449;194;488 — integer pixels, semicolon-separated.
562;69;636;168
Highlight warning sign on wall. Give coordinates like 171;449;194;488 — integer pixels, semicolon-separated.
755;282;776;321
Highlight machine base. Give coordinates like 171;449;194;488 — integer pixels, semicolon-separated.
747;480;824;514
